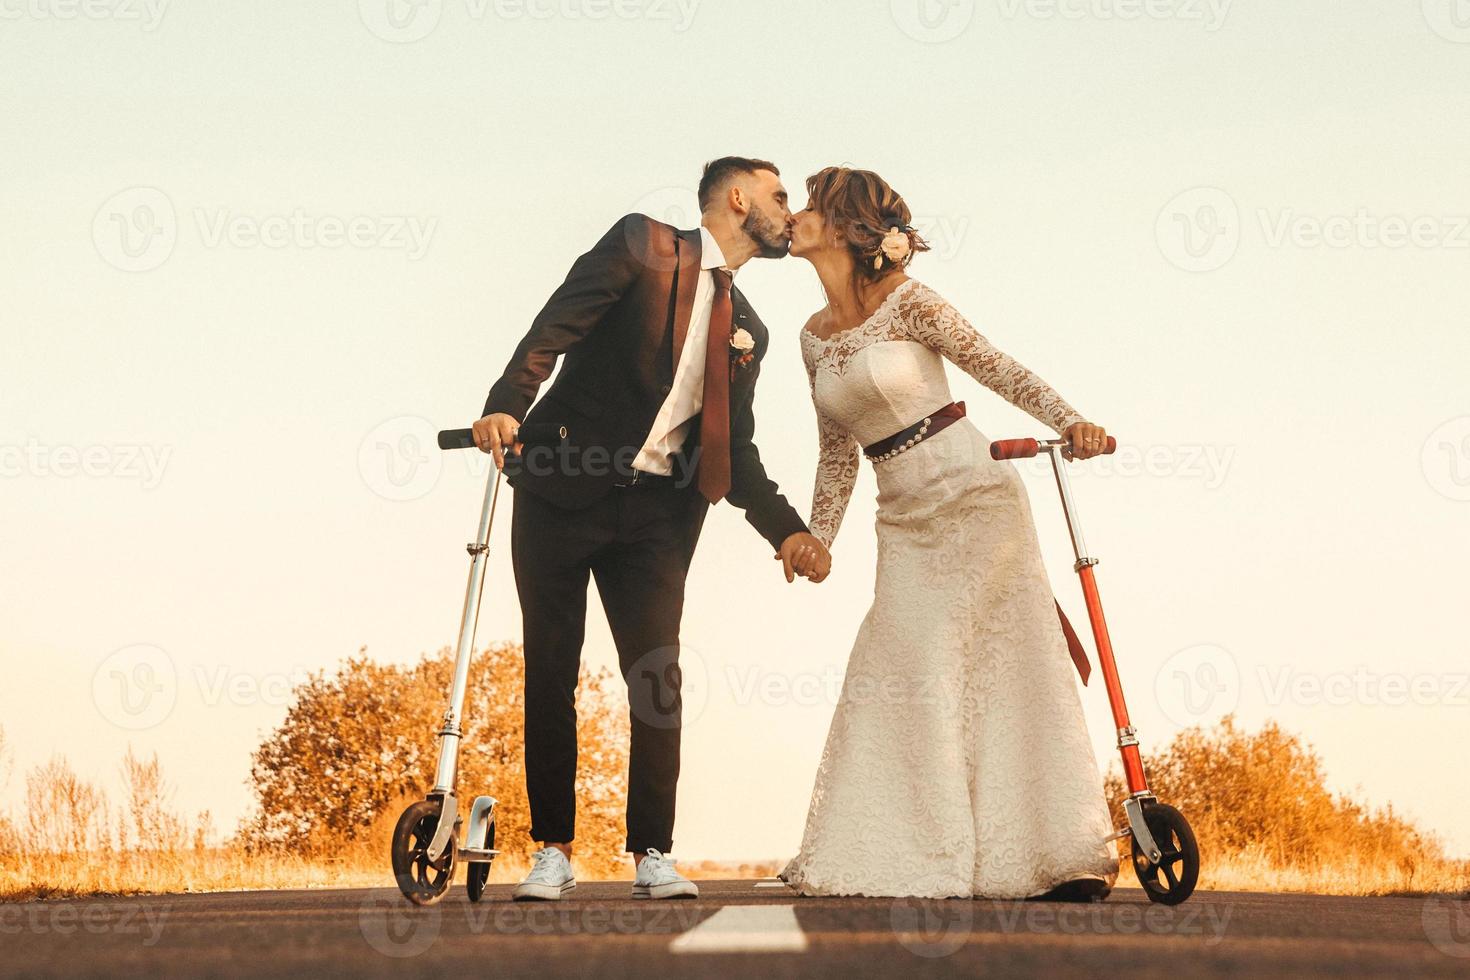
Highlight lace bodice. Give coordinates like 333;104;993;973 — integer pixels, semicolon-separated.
801;279;1087;548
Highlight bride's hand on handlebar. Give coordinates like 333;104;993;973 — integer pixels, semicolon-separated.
1062;421;1107;461
472;413;522;470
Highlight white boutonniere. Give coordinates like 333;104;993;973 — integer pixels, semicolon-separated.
730;327;756;373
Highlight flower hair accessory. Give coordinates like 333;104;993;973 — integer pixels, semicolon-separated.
876;226;912;269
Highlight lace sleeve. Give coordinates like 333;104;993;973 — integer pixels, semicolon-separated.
803;334;861;550
898;282;1087;435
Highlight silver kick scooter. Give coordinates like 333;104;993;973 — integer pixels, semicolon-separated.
390;422;565;906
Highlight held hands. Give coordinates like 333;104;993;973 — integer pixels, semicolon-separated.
472;413;523;470
1061;421;1109;462
776;532;832;584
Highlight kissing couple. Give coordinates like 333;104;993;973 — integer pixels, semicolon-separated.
471;156;1119;902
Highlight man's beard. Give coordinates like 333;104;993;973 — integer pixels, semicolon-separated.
743;204;791;259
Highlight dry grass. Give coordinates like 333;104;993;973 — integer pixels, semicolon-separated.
4;699;1467;903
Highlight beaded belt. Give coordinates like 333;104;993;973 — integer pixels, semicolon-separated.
863;401;967;462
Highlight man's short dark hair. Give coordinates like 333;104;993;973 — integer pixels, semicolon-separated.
697;156;780;211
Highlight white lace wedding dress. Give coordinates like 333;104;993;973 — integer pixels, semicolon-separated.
779;278;1119;899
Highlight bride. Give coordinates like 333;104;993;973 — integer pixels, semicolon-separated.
778;166;1120;901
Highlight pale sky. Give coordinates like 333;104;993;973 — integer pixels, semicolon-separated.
3;1;1469;861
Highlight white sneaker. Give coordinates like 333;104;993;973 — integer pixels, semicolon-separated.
513;846;576;901
631;847;698;900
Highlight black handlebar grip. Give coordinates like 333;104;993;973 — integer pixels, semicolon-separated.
437;423;568;452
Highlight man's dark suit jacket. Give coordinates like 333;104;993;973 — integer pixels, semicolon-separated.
482;214;808;551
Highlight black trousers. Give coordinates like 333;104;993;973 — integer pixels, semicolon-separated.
511;479;707;854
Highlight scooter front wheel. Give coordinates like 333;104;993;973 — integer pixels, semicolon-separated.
1130;800;1199;905
391;798;456;905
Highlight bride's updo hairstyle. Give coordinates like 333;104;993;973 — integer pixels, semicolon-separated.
805;166;931;287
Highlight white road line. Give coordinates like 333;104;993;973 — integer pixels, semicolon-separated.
669;904;809;954
753;881;790;889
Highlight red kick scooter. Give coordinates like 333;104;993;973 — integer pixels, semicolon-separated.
991;434;1200;905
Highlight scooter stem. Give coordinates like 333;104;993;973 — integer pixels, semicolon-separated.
431;467;503;794
1045;445;1149;796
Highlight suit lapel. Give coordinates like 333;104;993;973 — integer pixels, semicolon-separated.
671;228;702;372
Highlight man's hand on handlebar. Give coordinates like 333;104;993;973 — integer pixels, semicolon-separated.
472;413;522;470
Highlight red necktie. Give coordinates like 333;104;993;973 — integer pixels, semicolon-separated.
698;268;733;503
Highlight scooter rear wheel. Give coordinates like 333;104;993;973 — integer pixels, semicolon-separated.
465;819;496;903
391;798;456;906
1130;801;1199;905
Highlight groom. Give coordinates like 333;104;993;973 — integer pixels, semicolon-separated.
472;157;831;901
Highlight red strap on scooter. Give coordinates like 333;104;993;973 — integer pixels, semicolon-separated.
1055;599;1091;685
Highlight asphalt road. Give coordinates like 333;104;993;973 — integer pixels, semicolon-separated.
4;879;1468;978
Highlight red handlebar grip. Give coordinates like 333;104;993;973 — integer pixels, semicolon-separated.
990;438;1039;460
1103;435;1117;455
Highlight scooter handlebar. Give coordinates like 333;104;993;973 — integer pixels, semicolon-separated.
437;423;568;452
989;435;1117;460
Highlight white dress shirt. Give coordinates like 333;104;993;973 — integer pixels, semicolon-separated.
633;225;733;476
